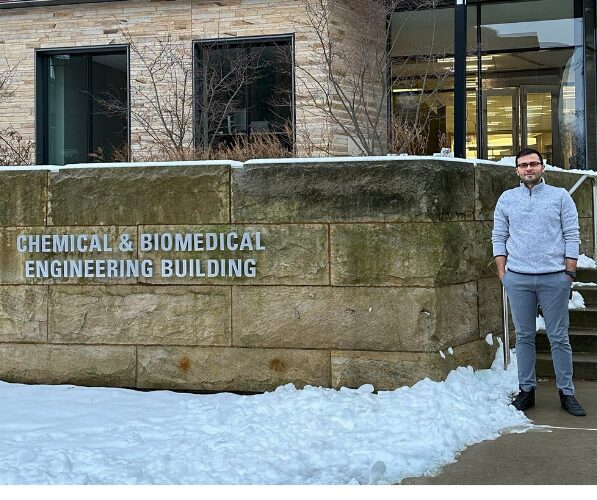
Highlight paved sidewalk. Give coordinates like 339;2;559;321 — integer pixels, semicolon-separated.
402;380;597;485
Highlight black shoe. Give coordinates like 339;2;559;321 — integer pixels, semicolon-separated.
559;390;587;416
511;387;535;411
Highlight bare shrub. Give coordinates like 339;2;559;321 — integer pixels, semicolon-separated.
0;127;33;166
0;59;34;166
390;115;429;156
295;0;453;156
124;131;291;163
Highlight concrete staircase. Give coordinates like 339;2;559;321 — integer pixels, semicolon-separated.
536;268;597;380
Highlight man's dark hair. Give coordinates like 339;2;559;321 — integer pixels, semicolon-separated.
515;148;544;166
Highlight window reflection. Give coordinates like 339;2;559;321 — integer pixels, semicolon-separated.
389;0;588;169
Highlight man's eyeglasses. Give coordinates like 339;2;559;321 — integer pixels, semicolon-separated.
516;161;543;168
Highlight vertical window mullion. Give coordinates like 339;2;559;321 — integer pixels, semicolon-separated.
246;44;252;136
87;55;93;161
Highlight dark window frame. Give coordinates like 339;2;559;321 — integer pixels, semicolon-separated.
192;34;296;152
35;44;130;165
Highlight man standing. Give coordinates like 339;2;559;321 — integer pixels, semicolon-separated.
492;148;586;416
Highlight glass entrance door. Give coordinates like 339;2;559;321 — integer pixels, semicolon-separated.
483;88;518;160
483;85;558;163
521;85;558;165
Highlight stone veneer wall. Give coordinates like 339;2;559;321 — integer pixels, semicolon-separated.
0;158;594;392
0;0;380;159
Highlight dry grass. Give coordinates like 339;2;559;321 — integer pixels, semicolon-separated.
108;132;293;163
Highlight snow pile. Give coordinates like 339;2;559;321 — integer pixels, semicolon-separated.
569;291;586;310
0;347;527;485
578;254;597;269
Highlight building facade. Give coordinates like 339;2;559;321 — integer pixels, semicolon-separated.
0;0;596;168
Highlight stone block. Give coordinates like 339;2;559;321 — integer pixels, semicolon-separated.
474;164;518;221
476;164;594;220
232;159;475;223
233;283;479;351
137;224;329;285
49;285;230;346
330;222;494;286
48;165;230;226
477;277;503;338
580;217;595;257
0;286;47;342
0;226;137;284
0;344;136;387
331;339;497;390
0;171;47;226
137;346;331;392
544;170;593;218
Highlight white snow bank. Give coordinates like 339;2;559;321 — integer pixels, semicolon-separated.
0;345;527;485
569;291;586;310
578;254;597;269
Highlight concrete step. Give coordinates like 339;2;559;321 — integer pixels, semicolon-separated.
572;286;597;307
569;307;597;329
537;329;597;353
536;352;597;380
576;268;597;283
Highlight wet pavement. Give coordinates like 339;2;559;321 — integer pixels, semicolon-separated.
402;379;597;485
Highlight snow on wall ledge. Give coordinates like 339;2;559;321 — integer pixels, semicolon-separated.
0;158;594;392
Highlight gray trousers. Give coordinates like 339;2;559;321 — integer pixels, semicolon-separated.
503;270;575;395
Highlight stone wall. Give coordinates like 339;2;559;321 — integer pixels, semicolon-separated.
0;158;594;392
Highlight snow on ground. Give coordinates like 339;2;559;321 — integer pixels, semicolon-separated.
0;344;529;485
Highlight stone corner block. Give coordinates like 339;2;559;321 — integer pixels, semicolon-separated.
474;164;518;221
331;222;494;286
331;339;497;390
234;283;479;352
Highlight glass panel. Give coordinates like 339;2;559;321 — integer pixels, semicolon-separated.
584;0;597;167
481;46;585;168
484;89;516;160
525;90;553;162
390;5;477;156
91;53;128;161
45;51;128;165
480;0;581;51
197;39;293;149
47;54;88;165
390;6;476;58
249;43;292;134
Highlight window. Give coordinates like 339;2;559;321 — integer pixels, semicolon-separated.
390;0;593;168
36;47;128;165
194;36;294;151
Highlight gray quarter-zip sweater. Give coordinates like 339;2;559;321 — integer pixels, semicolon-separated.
491;179;580;274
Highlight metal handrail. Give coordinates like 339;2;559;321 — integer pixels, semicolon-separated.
501;175;597;370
